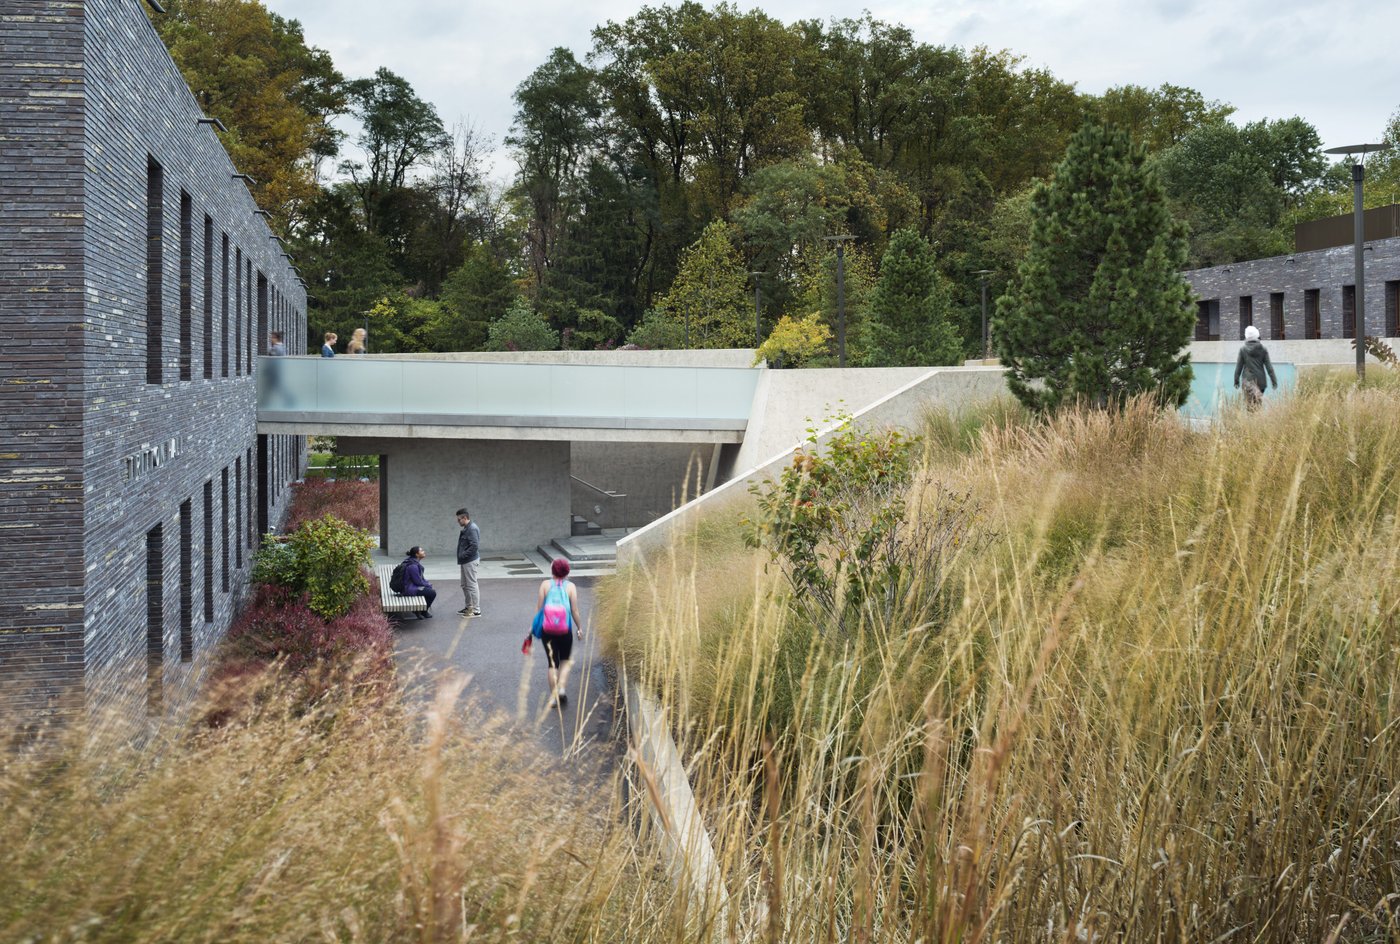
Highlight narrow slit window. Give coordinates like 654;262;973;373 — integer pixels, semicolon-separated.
220;467;230;592
179;192;192;381
146;157;164;385
234;457;243;570
234;248;243;377
203;480;215;622
1270;292;1285;340
1342;285;1356;338
146;523;165;714
221;234;230;378
202;216;213;379
179;498;193;661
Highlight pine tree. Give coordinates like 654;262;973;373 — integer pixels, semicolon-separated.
994;121;1195;411
867;227;963;366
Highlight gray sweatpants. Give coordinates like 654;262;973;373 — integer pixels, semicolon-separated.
459;560;479;611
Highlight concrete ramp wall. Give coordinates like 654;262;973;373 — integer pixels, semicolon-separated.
617;366;1008;565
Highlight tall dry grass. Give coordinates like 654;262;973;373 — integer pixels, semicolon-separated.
1;670;678;943
600;386;1400;941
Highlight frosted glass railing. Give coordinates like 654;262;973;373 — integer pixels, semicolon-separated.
257;356;760;428
1180;361;1297;421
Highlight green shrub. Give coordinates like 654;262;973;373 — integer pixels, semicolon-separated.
251;513;372;619
754;312;831;368
486;298;558;352
743;417;986;636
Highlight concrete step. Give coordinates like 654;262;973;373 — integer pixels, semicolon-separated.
538;536;617;565
570;514;604;537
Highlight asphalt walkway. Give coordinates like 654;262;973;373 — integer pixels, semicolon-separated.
388;564;617;765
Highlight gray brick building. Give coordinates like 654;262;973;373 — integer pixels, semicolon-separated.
2;0;307;729
1184;229;1400;344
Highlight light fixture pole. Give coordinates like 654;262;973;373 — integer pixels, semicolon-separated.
822;235;855;367
970;269;993;359
748;271;766;349
1324;142;1394;380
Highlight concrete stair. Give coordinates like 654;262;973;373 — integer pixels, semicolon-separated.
536;531;625;573
571;514;603;536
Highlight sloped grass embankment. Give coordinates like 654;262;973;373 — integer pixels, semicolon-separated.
598;385;1400;941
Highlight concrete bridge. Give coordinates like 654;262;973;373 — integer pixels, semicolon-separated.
256;353;763;557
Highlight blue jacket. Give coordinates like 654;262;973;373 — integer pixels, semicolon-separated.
321;343;335;358
403;558;431;595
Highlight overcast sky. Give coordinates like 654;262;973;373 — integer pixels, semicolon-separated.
264;0;1400;183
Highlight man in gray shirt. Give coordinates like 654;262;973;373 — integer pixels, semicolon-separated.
455;508;481;617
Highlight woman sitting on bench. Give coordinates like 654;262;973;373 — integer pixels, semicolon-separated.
400;546;436;619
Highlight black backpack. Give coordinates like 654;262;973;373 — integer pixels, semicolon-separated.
389;559;409;594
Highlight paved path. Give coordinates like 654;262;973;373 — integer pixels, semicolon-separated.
389;566;618;766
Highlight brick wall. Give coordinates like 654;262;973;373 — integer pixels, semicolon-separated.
0;0;88;724
80;0;307;728
1184;238;1400;343
1;0;307;730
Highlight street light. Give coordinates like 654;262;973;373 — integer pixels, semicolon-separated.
969;269;994;359
1324;142;1394;380
748;271;766;350
822;235;855;367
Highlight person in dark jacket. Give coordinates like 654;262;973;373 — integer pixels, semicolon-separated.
401;546;435;619
455;508;481;617
1234;325;1277;411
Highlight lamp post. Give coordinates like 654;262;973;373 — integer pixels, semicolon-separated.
748;271;766;349
822;235;855;367
1324;142;1394;380
970;269;993;359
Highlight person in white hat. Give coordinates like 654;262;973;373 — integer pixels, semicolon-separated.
1233;324;1277;411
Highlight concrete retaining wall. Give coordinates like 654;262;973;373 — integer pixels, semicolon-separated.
336;436;569;557
619;367;1009;565
571;442;718;527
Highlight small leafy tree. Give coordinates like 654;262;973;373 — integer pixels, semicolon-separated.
754;312;831;368
743;418;985;635
653;220;751;348
486;298;559;352
252;514;373;619
996;120;1196;411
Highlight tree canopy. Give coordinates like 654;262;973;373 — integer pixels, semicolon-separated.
150;0;1388;358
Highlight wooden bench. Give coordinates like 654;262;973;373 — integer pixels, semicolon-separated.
375;563;428;619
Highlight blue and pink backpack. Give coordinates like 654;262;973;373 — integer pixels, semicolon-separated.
539;579;572;635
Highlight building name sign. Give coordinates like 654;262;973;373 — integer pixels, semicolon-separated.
123;438;180;483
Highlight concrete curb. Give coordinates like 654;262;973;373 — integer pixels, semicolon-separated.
623;675;729;925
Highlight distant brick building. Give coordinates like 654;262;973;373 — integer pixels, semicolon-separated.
1184;208;1400;344
1;0;307;728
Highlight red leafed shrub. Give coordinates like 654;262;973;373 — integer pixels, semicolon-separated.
283;479;379;533
223;583;393;674
204;583;395;723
